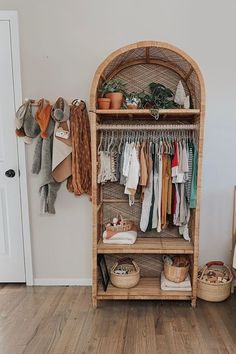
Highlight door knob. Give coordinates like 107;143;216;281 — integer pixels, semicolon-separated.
5;169;16;178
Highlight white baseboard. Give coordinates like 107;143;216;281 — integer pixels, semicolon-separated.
33;278;92;286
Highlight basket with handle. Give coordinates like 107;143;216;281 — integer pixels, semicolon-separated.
197;261;233;302
164;262;189;283
106;214;133;233
110;257;140;288
163;255;190;283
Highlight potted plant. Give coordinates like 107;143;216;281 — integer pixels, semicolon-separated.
137;91;153;109
97;82;112;110
125;92;141;109
149;83;179;109
99;79;126;109
138;83;180;109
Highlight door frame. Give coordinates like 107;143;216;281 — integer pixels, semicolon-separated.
0;11;33;285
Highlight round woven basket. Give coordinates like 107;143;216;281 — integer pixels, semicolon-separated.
164;262;189;283
106;214;133;233
197;261;233;302
110;258;140;289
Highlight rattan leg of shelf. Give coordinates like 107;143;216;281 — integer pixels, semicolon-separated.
92;297;97;309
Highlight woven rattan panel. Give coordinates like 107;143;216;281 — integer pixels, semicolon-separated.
102;182;180;239
103;181;133;200
103;47;146;78
114;63;190;100
188;70;201;108
149;47;191;73
103;47;191;79
105;254;163;277
100;46;201;109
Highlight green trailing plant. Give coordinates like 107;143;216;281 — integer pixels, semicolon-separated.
98;79;126;97
138;83;180;109
137;91;153;108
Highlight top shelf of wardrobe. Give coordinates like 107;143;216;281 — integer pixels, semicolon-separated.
94;109;200;118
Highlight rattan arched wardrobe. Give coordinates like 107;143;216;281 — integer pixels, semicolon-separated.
90;41;205;308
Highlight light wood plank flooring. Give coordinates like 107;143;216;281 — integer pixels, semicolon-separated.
0;284;235;354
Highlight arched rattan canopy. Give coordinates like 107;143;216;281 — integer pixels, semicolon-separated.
90;41;205;112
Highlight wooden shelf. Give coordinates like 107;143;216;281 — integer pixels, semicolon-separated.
97;277;192;300
90;42;205;307
97;237;194;254
102;198;140;203
94;109;200;117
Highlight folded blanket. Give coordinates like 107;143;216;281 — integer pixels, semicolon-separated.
161;272;192;291
103;230;137;244
106;225;137;239
233;244;236;269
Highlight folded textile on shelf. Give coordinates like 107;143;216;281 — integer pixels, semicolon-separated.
161;271;192;291
102;230;137;244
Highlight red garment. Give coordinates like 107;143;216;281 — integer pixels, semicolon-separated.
171;141;179;169
172;184;177;215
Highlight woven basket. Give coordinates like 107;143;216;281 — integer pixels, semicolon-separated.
110;258;140;288
197;261;233;302
164;262;189;283
106;214;133;233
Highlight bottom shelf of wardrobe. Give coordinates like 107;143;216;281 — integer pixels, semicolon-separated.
97;277;192;300
97;237;194;254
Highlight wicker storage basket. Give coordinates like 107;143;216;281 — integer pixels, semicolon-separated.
164;262;189;283
110;258;140;289
197;261;233;302
106;214;133;233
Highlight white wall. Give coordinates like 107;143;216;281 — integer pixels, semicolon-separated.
1;0;236;283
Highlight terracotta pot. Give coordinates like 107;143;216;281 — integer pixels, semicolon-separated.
127;103;138;109
105;92;123;109
97;97;111;109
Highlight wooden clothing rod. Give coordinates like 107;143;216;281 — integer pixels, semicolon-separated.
96;124;198;131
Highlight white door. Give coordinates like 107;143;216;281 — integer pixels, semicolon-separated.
0;19;25;282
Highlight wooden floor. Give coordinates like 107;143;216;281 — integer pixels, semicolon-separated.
0;285;235;354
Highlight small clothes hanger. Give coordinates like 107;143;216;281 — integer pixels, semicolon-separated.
98;131;104;152
118;131;124;153
107;131;114;153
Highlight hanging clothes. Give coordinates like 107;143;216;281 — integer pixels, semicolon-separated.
122;142;132;178
110;151;118;182
190;144;198;208
157;151;163;233
35;99;52;139
15;100;40;144
32;117;61;214
152;143;159;229
97;128;198;239
161;154;170;227
51;97;72;183
139;141;148;187
119;147;126;185
15;98;92;214
51;120;72;182
140;143;153;232
146;143;156;232
67;101;92;196
124;143;140;206
167;157;172;215
185;143;193;203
